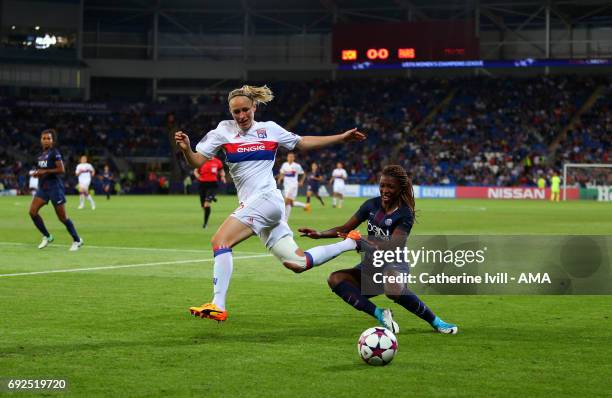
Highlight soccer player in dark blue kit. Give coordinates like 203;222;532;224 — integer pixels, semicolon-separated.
29;129;83;251
102;165;113;200
294;165;458;334
305;162;325;207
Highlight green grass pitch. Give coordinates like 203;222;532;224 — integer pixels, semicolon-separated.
1;195;611;397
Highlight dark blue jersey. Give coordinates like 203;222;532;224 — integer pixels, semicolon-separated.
307;171;323;187
354;197;414;243
102;172;113;185
36;148;63;189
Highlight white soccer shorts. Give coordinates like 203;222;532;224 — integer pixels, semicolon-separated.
333;180;345;195
78;179;91;192
231;189;293;249
283;184;298;200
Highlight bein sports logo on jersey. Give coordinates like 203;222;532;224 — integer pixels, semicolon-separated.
367;220;390;239
256;129;267;138
236;143;266;153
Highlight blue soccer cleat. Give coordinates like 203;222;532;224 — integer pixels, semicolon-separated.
431;316;458;334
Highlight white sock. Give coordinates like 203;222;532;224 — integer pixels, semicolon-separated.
332;197;337;206
293;201;306;208
87;195;96;208
79;194;84;207
285;204;292;221
339;199;344;208
212;249;233;310
305;239;357;267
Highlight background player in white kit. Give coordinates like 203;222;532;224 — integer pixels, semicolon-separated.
330;162;348;208
175;84;366;322
277;152;309;221
75;155;96;210
28;169;38;196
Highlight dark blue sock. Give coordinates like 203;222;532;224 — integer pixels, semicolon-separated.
394;289;436;323
63;218;80;242
332;281;377;318
30;214;50;237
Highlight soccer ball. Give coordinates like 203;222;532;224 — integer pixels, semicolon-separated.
357;327;398;366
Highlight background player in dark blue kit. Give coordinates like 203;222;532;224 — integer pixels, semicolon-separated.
29;129;83;251
102;165;114;200
297;165;458;334
305;162;325;207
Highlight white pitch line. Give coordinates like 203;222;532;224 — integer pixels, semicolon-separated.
0;253;272;278
0;241;266;255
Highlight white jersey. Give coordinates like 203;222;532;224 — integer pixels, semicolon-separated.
196;120;301;204
280;162;304;187
332;168;348;182
332;168;347;194
76;162;95;185
29;175;39;190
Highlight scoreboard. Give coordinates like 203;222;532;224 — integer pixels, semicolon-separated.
332;20;479;64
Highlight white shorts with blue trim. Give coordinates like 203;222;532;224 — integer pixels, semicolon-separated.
231;189;293;249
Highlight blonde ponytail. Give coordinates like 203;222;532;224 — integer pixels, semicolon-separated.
228;84;274;105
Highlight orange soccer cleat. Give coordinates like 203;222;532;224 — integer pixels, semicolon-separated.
346;230;362;241
304;203;312;212
189;303;228;322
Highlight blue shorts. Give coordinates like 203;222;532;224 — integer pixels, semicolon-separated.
356;260;411;297
36;186;66;206
307;183;320;193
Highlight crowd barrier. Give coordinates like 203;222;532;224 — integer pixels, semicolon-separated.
344;185;584;200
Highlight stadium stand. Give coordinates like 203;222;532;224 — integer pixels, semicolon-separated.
1;75;610;194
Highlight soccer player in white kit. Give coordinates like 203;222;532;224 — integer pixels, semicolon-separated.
75;155;96;210
28;170;39;196
278;152;309;221
175;84;366;322
330;162;348;208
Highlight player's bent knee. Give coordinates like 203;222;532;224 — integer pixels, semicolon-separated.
210;233;225;248
210;236;222;248
270;236;307;273
327;272;342;289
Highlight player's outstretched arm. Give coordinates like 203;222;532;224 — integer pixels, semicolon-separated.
339;228;408;252
296;128;366;151
175;131;208;168
299;215;361;239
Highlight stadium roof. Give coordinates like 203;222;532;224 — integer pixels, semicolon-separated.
82;0;612;34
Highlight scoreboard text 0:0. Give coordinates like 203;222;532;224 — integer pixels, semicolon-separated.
332;20;479;63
